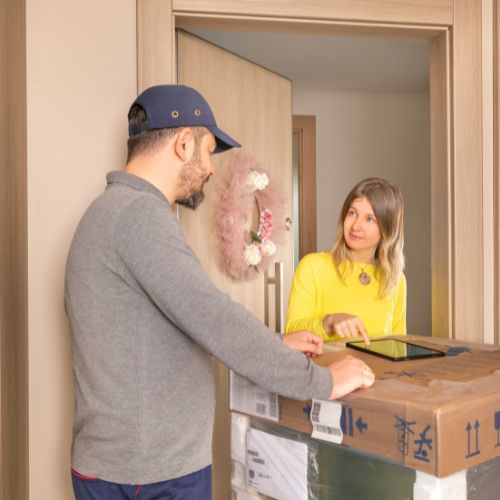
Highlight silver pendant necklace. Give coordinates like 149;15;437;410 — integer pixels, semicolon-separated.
358;265;371;286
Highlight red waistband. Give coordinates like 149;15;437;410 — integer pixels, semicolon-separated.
71;468;99;480
71;469;142;495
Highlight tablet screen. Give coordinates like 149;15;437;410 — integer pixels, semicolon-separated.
346;339;445;361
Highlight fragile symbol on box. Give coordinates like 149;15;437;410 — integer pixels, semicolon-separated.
414;425;432;463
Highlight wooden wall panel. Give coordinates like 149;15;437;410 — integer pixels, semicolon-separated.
0;0;28;498
452;0;484;342
173;0;453;26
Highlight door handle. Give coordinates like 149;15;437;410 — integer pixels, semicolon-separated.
264;262;284;333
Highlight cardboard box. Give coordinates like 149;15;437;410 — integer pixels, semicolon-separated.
239;336;500;477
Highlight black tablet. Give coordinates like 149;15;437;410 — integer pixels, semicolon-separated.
346;338;446;361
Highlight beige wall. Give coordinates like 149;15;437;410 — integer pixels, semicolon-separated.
26;0;136;497
293;87;431;336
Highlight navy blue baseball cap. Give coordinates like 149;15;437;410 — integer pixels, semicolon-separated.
128;84;241;154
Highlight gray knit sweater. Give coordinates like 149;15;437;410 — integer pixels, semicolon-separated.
64;171;332;484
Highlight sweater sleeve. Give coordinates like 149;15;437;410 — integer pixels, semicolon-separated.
285;254;330;341
114;196;332;401
392;273;407;335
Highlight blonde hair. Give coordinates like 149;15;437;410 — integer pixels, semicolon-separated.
331;177;405;298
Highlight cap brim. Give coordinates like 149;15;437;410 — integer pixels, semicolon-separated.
208;126;241;154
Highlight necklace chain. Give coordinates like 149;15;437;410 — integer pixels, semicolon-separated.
357;263;371;286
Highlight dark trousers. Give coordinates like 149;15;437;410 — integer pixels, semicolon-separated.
71;465;211;500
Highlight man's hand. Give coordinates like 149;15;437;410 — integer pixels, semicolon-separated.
282;330;323;357
328;355;375;399
323;313;370;346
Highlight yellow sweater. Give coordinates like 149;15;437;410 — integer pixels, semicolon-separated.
285;252;406;341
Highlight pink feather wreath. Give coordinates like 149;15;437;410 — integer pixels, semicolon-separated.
214;152;287;281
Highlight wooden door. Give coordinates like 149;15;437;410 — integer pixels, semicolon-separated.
177;30;293;499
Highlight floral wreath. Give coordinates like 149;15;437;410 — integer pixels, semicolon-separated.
214;152;287;281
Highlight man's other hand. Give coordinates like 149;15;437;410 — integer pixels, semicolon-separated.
283;331;323;357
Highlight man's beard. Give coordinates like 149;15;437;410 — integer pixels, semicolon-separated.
175;147;207;210
177;190;205;210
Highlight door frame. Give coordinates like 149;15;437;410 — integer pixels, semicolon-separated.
136;0;484;342
293;115;317;260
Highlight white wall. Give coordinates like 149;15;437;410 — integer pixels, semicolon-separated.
293;87;431;336
26;1;136;497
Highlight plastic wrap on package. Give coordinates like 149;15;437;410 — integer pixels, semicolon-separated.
232;485;263;500
246;419;319;500
230;336;500;498
234;413;500;499
232;412;250;489
467;454;500;499
246;418;415;500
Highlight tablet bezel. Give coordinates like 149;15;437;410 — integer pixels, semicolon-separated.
345;338;446;362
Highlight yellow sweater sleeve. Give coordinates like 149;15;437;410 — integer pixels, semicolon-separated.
285;255;330;340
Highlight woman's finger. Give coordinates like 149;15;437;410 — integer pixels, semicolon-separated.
346;319;360;338
334;322;346;338
356;321;370;345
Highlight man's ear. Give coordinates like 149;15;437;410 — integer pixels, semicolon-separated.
174;128;195;162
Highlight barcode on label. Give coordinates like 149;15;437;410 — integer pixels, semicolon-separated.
269;393;278;418
313;424;342;436
311;401;321;423
256;403;266;415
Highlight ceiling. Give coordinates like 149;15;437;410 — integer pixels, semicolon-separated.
186;29;429;92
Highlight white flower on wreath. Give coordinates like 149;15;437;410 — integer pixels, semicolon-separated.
261;240;276;257
244;244;262;266
246;170;269;191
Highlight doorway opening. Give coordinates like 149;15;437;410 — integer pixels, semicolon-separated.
184;28;431;336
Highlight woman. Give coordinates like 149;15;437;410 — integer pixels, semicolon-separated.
285;177;406;343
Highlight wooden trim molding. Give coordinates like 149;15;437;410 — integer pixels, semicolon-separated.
429;31;452;339
137;0;175;90
293;116;317;258
495;0;500;345
0;0;29;498
452;0;484;342
175;14;448;40
172;0;453;26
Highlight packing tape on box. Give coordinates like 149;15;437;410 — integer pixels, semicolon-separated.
231;412;250;463
231;459;246;488
231;485;262;500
